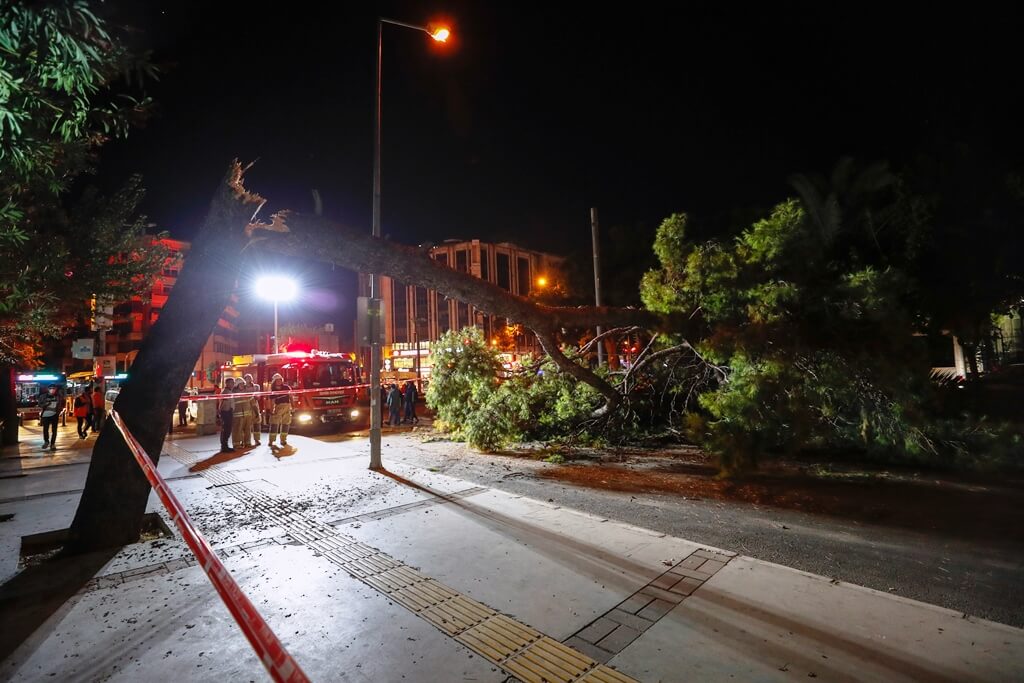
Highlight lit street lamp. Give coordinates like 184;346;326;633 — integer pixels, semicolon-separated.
369;16;451;471
255;276;298;354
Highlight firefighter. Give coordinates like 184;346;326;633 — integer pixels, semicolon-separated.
244;374;261;446
268;373;293;449
232;378;253;448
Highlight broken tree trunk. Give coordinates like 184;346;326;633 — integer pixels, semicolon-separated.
254;212;698;411
65;162;264;553
257;213;686;335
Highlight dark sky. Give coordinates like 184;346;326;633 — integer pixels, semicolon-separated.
97;1;1020;339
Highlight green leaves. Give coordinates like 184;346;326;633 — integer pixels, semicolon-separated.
0;2;160;365
425;327;603;451
641;178;982;471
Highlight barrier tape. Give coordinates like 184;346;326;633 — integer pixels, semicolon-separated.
110;409;310;683
177;383;374;402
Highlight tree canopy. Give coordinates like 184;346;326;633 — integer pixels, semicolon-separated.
0;0;163;365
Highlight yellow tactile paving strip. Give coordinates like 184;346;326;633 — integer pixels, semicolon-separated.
456;614;542;661
163;444;640;682
577;665;643;682
506;636;597;682
421;595;496;635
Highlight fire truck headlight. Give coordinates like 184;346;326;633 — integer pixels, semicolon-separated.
297;413;313;424
349;409;360;419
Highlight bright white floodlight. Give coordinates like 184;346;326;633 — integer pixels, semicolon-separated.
255;276;298;353
255;275;298;302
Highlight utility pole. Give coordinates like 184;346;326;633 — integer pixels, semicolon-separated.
369;19;384;470
591;207;604;367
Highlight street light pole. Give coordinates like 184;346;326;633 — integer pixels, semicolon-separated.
369;17;450;472
255;275;298;357
591;207;604;367
369;18;384;470
273;299;279;354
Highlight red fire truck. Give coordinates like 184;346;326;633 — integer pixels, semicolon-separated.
221;350;368;430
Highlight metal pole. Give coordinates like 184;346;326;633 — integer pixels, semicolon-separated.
413;316;420;381
273;300;279;354
591;207;604;367
369;19;384;470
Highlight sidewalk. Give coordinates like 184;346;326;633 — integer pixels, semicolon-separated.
1;432;1021;681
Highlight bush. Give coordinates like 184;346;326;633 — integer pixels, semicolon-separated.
426;328;603;451
425;328;502;445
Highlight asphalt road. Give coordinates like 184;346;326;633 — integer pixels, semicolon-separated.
322;430;1024;629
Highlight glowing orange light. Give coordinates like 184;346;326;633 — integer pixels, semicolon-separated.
428;25;450;42
536;277;548;288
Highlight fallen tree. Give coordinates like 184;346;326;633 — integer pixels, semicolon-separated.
252;212;703;416
68;180;698;552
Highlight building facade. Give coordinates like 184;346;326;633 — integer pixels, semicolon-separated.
62;236;240;389
371;240;565;378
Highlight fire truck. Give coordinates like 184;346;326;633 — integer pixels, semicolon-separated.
221;350;368;430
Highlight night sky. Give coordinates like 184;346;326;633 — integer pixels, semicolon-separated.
97;1;1020;340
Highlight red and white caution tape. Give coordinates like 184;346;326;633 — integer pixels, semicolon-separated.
110;409;310;683
179;383;373;402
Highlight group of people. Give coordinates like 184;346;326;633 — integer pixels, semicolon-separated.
383;380;418;426
217;373;294;453
38;384;105;450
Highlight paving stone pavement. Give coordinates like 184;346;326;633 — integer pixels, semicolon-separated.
2;433;1022;682
163;440;639;682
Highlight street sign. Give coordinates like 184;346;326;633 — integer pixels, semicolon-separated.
93;355;116;378
72;338;95;359
356;296;385;346
89;297;113;331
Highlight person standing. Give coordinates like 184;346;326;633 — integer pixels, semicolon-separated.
177;394;189;428
386;383;402;427
84;383;95;433
403;381;418;424
73;391;90;438
245;374;261;446
232;379;252;448
267;373;293;449
91;386;105;432
38;384;62;451
218;377;235;452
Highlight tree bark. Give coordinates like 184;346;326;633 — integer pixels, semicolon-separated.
254;213;698;410
1;364;18;446
66;162;264;553
256;213;686;335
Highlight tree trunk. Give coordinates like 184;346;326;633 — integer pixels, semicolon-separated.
1;364;18;446
259;213;689;335
964;343;980;381
256;213;700;411
66;162;264;553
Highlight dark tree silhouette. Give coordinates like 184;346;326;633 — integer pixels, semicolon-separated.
66;162;265;552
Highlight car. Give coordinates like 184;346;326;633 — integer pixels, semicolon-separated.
104;388;120;414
